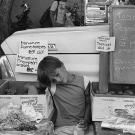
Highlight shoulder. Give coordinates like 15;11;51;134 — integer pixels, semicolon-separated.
72;74;83;82
70;74;84;88
52;1;58;5
75;75;90;89
73;74;90;83
50;1;58;11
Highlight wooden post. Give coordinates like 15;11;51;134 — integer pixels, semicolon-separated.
99;52;109;93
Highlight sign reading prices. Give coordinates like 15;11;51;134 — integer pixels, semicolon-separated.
15;40;48;73
96;36;115;52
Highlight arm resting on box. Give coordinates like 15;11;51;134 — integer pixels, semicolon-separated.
25;83;38;95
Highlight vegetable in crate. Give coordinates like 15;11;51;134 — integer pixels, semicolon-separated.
0;103;34;130
0;103;55;135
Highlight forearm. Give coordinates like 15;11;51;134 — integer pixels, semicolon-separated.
26;84;38;95
50;11;55;26
79;103;91;130
84;103;91;124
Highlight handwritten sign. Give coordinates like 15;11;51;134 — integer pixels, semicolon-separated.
15;40;48;73
96;36;115;52
0;95;53;118
110;6;135;84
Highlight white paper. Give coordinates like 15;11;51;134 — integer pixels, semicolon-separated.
96;36;115;52
15;40;48;73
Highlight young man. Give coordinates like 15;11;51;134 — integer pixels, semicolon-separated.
36;56;91;135
50;0;67;27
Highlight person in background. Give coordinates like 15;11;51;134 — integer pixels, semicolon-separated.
105;0;119;6
65;12;74;27
50;0;68;27
29;56;91;135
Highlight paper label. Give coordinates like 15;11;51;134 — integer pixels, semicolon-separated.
15;40;48;73
96;36;115;52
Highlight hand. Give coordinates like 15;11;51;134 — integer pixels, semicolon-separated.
66;12;71;17
78;119;88;131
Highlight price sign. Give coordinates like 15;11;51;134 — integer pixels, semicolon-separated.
15;40;48;73
96;36;115;52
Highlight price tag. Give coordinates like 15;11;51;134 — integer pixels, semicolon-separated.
96;36;115;52
48;43;57;51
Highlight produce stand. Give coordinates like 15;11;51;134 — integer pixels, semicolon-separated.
92;5;135;135
0;80;54;135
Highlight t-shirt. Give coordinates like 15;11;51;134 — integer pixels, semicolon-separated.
50;1;66;24
51;74;88;127
56;1;66;24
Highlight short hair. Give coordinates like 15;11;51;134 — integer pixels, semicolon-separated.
37;56;63;87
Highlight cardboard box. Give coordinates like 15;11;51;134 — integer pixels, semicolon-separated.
0;80;54;119
91;82;135;121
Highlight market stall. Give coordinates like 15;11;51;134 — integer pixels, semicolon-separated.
0;25;110;135
1;4;135;135
92;5;135;135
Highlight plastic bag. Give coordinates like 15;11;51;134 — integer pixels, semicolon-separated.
101;109;135;134
0;103;55;135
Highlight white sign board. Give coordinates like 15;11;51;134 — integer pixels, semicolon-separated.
15;40;48;73
0;94;53;119
96;36;115;52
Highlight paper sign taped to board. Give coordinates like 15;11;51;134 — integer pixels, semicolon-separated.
15;40;48;74
96;36;115;52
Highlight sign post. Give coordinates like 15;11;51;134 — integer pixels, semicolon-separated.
96;36;115;93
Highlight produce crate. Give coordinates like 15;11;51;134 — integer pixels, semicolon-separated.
91;82;135;121
0;80;54;119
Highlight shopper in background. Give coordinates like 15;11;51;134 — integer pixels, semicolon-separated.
31;56;91;135
50;0;68;27
65;12;74;27
105;0;119;6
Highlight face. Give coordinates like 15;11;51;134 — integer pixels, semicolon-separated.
49;66;68;83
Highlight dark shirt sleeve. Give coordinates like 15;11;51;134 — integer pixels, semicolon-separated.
84;82;92;124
